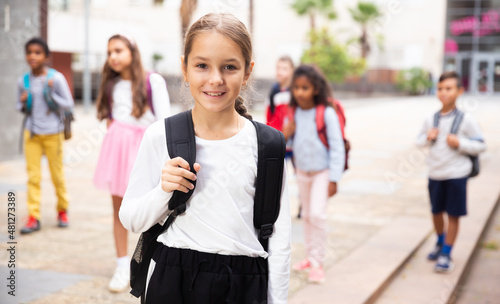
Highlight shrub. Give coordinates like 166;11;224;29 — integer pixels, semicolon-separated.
396;68;433;95
301;28;365;83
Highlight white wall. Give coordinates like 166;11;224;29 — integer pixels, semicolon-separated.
48;0;446;79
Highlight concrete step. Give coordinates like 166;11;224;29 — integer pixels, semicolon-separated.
289;215;432;304
289;150;500;304
374;156;500;304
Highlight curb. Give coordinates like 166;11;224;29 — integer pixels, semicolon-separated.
373;155;500;304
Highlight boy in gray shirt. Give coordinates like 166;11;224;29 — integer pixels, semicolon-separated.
416;71;486;272
17;37;74;234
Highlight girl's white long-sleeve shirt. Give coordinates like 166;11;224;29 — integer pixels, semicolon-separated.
119;118;291;304
416;109;486;180
111;73;171;125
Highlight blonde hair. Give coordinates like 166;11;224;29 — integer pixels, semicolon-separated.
183;13;253;119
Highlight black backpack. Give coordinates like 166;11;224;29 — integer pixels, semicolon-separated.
433;109;482;177
130;110;286;300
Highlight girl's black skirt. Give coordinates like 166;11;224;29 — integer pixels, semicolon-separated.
145;244;269;304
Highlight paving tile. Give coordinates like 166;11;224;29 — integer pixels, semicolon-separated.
0;96;498;303
0;267;90;304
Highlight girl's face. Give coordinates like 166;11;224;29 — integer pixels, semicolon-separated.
107;38;133;74
182;31;253;115
292;76;317;109
276;60;293;87
25;44;48;71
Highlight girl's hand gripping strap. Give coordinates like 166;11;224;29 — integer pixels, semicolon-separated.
165;110;198;214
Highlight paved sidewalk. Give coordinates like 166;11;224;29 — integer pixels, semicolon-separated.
0;95;499;304
456;196;500;304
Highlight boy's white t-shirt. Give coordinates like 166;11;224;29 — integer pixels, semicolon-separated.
120;118;291;304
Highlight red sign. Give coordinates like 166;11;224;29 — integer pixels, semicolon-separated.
450;8;500;37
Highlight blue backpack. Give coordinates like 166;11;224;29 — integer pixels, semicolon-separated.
22;68;74;140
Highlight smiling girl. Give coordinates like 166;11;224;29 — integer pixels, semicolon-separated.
119;13;291;304
93;34;170;293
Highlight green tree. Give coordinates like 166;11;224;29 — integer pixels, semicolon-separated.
291;0;336;36
396;68;433;95
301;28;365;82
152;53;164;71
348;2;382;58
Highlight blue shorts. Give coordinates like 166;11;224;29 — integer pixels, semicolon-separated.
428;177;468;217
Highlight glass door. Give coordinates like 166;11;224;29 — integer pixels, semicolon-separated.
444;53;472;92
476;60;489;93
494;60;500;93
471;54;497;94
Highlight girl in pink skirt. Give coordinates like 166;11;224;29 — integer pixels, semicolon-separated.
94;34;170;293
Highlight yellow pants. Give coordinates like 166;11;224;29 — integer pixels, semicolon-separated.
24;130;69;220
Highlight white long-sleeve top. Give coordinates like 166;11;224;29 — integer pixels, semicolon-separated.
416;108;486;180
111;73;171;125
119;118;291;304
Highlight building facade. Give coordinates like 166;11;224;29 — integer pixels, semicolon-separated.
444;0;500;94
47;0;447;91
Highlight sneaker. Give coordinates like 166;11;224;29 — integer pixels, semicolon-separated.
434;254;454;273
108;265;130;293
57;211;69;228
427;243;443;261
293;258;312;271
20;216;40;234
308;266;325;284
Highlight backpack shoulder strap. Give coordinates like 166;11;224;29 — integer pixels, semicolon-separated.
164;110;197;215
23;73;33;114
106;78;119;120
450;109;464;135
43;68;59;112
146;72;154;115
47;68;56;79
129;111;197;300
331;98;346;129
287;105;296;121
251;120;286;252
315;104;328;148
433;111;440;128
23;72;30;89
